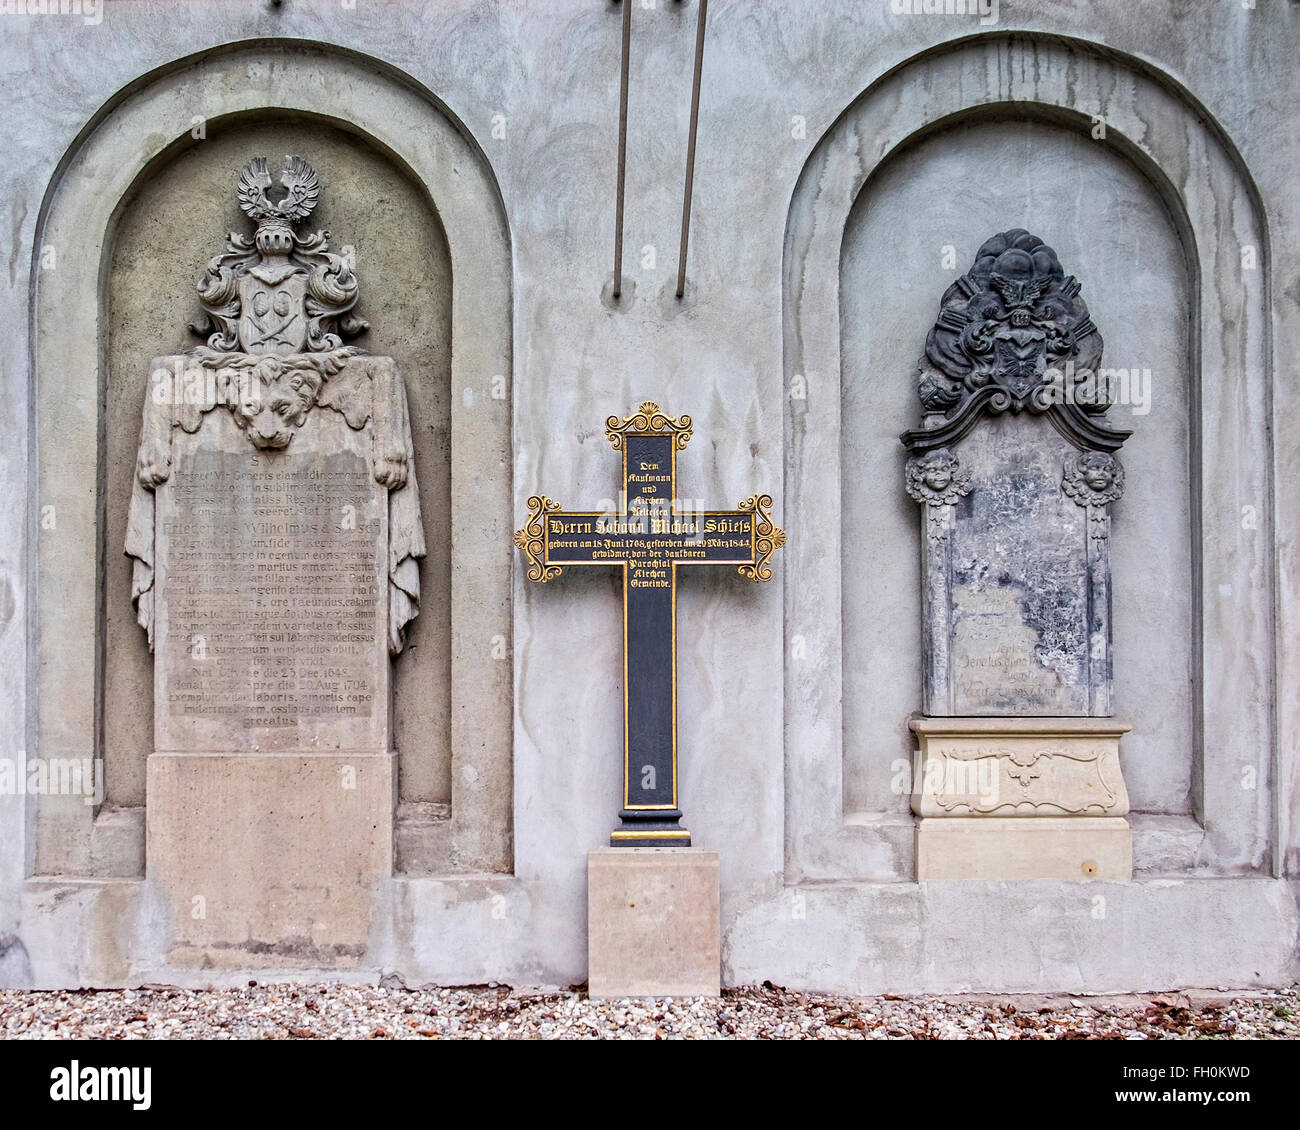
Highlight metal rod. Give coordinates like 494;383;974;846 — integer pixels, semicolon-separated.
613;0;633;299
676;0;707;299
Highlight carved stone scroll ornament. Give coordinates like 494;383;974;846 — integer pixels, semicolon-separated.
193;155;367;355
901;229;1131;454
928;744;1125;816
124;156;424;655
908;718;1133;821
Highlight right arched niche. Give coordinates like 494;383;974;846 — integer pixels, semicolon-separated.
841;109;1193;824
782;35;1274;883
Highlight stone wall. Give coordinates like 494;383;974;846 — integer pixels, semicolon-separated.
0;0;1295;992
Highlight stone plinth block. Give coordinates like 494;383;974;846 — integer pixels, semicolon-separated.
915;816;1132;880
588;848;720;998
910;717;1132;880
147;751;396;968
910;716;1131;818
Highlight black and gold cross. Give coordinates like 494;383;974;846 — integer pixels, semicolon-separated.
515;403;784;846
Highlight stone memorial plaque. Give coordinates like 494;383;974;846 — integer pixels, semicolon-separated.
942;418;1090;716
154;410;389;752
125;156;425;961
902;229;1129;719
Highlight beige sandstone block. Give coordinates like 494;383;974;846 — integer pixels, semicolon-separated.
147;751;396;968
588;849;720;998
910;716;1131;818
915;816;1132;880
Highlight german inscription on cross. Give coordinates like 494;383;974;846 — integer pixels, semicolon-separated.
515;403;784;846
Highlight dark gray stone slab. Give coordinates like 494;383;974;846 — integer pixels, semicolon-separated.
902;231;1127;717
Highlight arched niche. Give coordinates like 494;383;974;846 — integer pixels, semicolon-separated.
783;33;1272;883
31;41;513;879
842;111;1193;825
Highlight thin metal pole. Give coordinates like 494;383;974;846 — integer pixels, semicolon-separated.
676;0;707;299
613;0;632;299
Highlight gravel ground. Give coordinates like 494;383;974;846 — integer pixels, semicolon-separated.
2;982;1297;1040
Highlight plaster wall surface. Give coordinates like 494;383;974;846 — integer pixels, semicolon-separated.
1;0;1296;991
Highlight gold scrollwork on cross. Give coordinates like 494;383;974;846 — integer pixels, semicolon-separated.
736;494;786;582
605;401;694;451
513;495;564;582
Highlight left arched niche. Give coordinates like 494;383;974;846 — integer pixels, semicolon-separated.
32;43;514;881
103;114;453;817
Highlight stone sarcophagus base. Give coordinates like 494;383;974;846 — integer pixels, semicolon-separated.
910;717;1132;880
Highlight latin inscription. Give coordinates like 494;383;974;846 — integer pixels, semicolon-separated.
161;447;383;727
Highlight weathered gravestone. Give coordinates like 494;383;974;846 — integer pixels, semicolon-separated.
900;230;1133;879
515;403;783;995
125;157;425;965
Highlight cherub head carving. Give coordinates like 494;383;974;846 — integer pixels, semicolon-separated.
1062;450;1125;506
905;447;972;505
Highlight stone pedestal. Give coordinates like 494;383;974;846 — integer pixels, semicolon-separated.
147;751;396;968
910;717;1133;880
587;848;720;998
